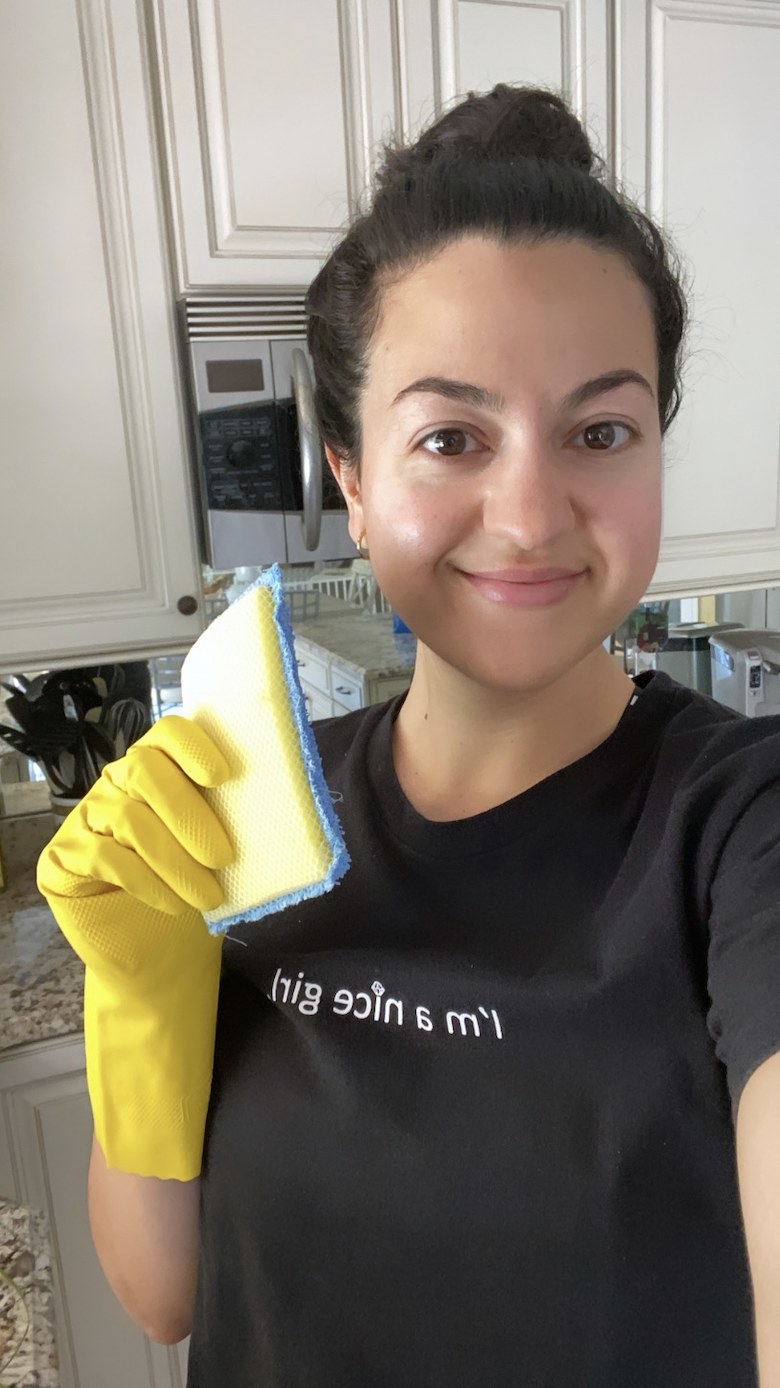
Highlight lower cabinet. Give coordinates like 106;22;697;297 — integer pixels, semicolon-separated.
294;636;412;719
0;1036;189;1388
305;687;337;721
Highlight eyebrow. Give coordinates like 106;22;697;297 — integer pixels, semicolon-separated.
391;369;656;414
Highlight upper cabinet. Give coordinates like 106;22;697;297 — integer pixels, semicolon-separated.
153;0;389;287
615;0;780;596
0;0;204;673
153;0;609;289
424;0;609;152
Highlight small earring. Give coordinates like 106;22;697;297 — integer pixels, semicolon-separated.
355;531;370;561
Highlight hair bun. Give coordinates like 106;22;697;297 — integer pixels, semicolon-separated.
376;83;597;191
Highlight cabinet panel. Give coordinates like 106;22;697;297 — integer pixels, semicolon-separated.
616;0;780;595
1;1039;181;1388
155;0;379;287
216;0;351;232
153;0;608;282
0;0;204;670
452;1;568;92
294;642;331;697
306;687;336;721
330;667;364;712
368;673;412;704
433;0;609;156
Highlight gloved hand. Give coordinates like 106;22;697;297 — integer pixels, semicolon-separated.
36;715;234;1181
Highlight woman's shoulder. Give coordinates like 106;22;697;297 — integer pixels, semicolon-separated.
641;670;780;823
650;670;780;760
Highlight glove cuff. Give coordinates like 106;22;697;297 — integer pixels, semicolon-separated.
84;960;221;1181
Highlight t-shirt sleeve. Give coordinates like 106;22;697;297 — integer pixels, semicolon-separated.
707;780;780;1117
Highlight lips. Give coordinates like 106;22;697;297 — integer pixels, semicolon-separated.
464;566;586;584
461;566;586;608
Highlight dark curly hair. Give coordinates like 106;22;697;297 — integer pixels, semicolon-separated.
305;85;689;470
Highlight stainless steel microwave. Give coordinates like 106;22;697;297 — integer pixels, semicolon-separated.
178;294;353;569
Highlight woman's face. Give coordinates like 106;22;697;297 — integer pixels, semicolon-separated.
329;235;663;693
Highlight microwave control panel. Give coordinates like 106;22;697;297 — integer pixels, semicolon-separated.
199;404;285;511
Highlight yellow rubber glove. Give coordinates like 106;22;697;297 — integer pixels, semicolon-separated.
36;715;233;1181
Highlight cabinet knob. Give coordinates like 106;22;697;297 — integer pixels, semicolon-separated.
177;595;199;616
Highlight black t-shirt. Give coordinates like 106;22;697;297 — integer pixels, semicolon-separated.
187;670;780;1387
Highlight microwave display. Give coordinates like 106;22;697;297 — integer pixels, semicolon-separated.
206;358;265;394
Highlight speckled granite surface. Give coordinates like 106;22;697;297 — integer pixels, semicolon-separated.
292;604;417;678
0;815;83;1054
0;1200;58;1386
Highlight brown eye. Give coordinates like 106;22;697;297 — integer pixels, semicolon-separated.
576;421;633;451
420;428;481;457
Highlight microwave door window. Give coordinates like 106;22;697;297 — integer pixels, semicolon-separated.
276;401;346;515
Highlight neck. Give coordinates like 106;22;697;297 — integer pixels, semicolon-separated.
392;644;637;822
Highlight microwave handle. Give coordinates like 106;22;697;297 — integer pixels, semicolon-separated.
291;348;322;551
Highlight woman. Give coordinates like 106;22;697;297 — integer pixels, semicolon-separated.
38;85;780;1385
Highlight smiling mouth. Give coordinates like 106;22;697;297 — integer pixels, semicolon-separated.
461;568;586;607
463;566;586;584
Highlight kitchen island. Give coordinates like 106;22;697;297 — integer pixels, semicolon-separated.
290;596;416;719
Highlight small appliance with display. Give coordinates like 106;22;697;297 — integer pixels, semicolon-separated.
179;295;352;569
709;628;780;717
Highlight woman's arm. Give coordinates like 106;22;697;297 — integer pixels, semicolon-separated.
87;1136;200;1344
736;1050;780;1388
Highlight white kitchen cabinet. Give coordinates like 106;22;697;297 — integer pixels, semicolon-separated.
0;1035;188;1387
615;0;780;597
305;687;336;722
152;0;403;288
153;0;609;290
0;0;204;674
294;633;412;715
425;0;610;154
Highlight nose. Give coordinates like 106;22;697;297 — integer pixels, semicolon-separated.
480;437;577;551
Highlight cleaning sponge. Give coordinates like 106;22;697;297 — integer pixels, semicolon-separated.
180;565;350;932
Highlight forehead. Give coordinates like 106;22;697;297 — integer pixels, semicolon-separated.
366;236;657;406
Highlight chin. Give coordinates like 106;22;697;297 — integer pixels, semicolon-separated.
419;627;605;696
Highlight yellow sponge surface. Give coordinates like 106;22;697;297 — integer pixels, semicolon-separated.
180;566;349;932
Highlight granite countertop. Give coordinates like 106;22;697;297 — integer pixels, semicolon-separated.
0;1199;58;1386
292;600;417;679
0;815;83;1054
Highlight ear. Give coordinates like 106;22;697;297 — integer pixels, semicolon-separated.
325;444;365;545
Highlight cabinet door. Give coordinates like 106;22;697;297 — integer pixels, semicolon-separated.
330;664;365;714
0;0;204;673
0;1038;184;1388
306;686;337;721
367;672;412;705
154;0;608;290
616;0;780;596
154;0;382;288
410;0;610;155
